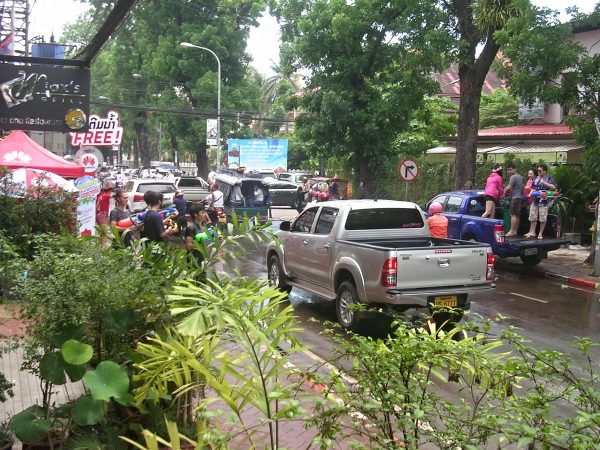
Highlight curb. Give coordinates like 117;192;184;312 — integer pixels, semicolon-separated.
496;260;599;289
549;272;599;289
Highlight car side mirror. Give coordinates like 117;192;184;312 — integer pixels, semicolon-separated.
280;221;291;231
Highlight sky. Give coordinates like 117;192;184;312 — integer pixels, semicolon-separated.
28;0;598;78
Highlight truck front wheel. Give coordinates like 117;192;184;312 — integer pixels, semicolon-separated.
520;254;542;266
336;281;361;332
268;255;292;293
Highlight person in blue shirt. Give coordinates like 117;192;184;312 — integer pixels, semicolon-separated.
525;164;556;239
173;190;187;233
141;191;177;243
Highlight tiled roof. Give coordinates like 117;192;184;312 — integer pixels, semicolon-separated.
433;63;506;97
479;124;573;138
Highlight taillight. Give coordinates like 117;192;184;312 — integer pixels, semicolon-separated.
494;224;505;244
556;218;561;238
381;257;398;287
134;194;144;202
486;253;495;282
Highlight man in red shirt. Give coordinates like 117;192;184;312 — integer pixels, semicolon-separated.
96;182;113;226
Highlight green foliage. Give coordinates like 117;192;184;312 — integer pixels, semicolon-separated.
0;169;77;259
130;219;308;448
479;89;519;129
393;96;458;157
9;405;53;444
276;0;452;193
309;316;600;449
550;164;598;233
64;0;266;172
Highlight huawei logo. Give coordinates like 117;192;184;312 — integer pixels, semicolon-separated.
3;151;32;164
82;155;95;166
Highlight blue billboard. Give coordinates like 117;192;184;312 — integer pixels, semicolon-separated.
227;139;288;171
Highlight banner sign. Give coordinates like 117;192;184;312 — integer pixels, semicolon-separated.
228;139;288;171
206;119;217;146
0;63;90;132
74;175;101;236
70;111;123;147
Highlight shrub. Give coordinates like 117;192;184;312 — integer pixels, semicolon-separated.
0;167;78;259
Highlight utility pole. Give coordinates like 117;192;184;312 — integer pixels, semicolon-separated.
593;105;600;276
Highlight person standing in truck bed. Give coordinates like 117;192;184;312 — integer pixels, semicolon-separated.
504;164;524;237
525;164;556;239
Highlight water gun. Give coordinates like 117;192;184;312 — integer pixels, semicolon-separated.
530;190;559;199
195;227;215;243
116;208;178;228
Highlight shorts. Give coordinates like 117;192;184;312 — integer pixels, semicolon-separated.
484;195;498;204
96;211;108;225
509;198;522;216
529;204;548;222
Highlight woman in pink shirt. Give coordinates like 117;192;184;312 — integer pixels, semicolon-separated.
482;164;503;218
523;168;537;205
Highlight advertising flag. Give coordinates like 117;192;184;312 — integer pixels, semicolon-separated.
206;119;217;146
0;33;14;56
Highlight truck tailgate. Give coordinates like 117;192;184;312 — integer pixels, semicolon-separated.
396;247;489;289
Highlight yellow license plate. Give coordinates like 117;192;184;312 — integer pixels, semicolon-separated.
434;296;457;307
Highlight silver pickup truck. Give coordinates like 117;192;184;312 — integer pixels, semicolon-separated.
266;200;495;331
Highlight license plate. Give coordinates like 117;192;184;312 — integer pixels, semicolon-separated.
524;248;538;256
434;295;457;307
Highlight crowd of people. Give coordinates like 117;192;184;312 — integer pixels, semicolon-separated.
483;163;557;239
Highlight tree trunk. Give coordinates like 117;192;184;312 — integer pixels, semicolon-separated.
169;133;179;169
451;0;501;190
357;154;371;198
453;71;481;190
134;113;150;168
196;146;209;180
453;39;500;190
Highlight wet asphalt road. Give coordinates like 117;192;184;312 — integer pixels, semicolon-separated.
233;208;600;360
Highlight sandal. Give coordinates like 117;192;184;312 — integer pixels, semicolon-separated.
537;235;544;239
505;233;516;237
524;233;535;238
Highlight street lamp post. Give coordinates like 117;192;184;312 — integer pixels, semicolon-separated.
180;42;221;172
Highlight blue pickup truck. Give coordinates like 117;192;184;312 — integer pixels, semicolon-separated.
424;191;569;266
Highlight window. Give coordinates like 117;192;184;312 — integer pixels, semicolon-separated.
315;207;338;235
345;208;424;230
430;195;447;209
445;196;463;213
466;197;486;216
138;183;176;193
177;178;201;187
291;208;318;233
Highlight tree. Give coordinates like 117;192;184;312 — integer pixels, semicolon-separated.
479;89;519;129
393;95;458;157
63;0;265;175
498;6;600;264
275;0;452;195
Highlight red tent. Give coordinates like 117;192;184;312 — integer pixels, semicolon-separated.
0;130;85;178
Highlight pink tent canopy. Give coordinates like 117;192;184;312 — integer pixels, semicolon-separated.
0;130;84;178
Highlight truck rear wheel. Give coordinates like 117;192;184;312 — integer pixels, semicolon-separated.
520;254;542;266
336;281;361;331
268;255;292;293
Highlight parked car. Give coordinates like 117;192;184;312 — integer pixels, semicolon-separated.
277;172;313;185
124;179;177;212
423;190;569;265
263;179;302;209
